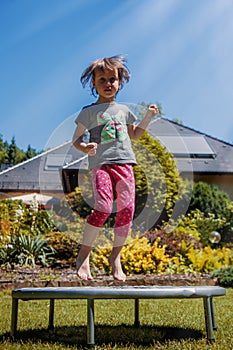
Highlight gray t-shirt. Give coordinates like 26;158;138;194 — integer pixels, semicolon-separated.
75;102;137;169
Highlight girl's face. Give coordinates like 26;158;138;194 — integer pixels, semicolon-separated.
92;68;120;103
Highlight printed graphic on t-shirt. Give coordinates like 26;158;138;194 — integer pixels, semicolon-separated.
97;110;128;144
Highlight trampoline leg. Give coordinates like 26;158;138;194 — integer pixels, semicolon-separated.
11;298;18;338
87;299;95;348
203;297;215;341
210;297;217;330
49;299;55;329
134;299;140;326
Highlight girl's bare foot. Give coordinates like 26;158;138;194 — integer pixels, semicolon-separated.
108;255;126;282
76;223;101;280
76;258;93;280
77;269;93;281
76;244;93;281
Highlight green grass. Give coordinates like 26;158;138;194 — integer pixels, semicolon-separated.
0;289;232;349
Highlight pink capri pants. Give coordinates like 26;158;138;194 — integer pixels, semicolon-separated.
87;163;135;237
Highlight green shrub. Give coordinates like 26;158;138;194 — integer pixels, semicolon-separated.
188;181;231;218
132;131;184;228
211;266;233;287
174;209;225;246
219;201;233;244
187;181;233;244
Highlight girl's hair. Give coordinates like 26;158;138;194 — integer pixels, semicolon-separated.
80;55;130;96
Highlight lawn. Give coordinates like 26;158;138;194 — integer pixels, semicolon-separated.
0;288;232;350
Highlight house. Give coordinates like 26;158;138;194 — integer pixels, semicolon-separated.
148;118;233;198
0;141;86;200
0;117;233;200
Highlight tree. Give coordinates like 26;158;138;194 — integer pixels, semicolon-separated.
7;137;28;165
0;134;41;169
0;135;8;165
26;145;38;159
7;137;17;165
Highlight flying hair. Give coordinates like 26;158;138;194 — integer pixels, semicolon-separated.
80;55;130;96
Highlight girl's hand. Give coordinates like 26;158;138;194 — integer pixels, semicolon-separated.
148;104;160;118
86;142;97;156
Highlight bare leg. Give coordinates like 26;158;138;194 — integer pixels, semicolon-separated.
76;223;101;280
108;233;127;282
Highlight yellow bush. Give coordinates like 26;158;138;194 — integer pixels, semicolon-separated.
94;236;171;275
91;231;233;276
165;256;196;274
93;246;112;272
187;246;233;272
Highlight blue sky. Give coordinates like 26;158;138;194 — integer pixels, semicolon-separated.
1;0;233;151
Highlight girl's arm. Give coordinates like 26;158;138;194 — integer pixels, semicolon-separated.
72;122;97;155
127;104;159;140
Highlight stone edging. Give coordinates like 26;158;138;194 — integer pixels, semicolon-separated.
0;269;217;290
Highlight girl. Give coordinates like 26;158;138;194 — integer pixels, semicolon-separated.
72;55;159;281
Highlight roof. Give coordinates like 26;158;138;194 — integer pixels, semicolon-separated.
148;118;233;174
0;141;85;192
0;117;233;193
